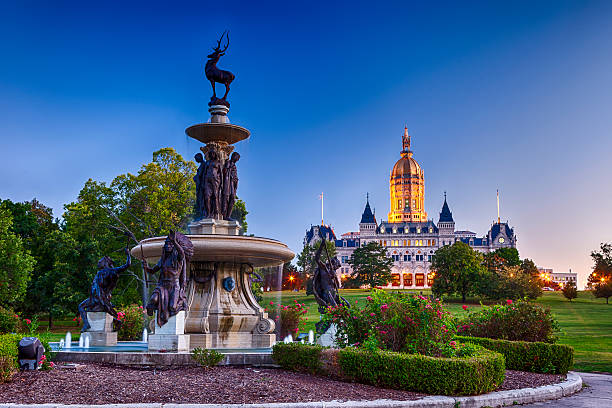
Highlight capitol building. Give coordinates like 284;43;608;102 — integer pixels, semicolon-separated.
306;127;517;289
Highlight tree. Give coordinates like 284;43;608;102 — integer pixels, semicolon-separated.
347;242;393;289
0;205;35;309
562;280;578;302
1;198;59;315
480;248;542;300
431;241;486;302
588;243;612;304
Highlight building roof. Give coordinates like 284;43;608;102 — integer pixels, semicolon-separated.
459;237;489;246
360;197;376;224
305;224;337;243
439;193;454;223
490;222;514;240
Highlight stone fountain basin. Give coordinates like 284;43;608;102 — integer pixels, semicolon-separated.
131;234;293;267
185;123;250;145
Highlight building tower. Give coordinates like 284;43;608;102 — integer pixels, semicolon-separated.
359;194;377;238
437;192;455;246
388;127;428;222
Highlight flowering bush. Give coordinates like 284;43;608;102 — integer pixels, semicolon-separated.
457;300;559;343
323;290;461;357
0;307;20;334
116;304;146;341
265;300;309;339
38;354;55;371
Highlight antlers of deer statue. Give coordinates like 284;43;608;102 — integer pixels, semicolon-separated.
205;31;235;106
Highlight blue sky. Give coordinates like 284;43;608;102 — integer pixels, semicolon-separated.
1;1;611;288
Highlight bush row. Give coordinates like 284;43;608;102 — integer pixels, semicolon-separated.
455;336;573;374
272;342;505;396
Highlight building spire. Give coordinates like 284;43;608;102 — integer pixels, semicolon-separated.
402;126;411;153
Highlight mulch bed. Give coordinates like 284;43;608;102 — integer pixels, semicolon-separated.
0;364;565;405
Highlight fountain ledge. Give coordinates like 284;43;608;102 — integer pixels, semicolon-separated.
55;349;276;367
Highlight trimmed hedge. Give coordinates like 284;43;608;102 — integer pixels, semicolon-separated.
0;334;21;382
272;342;324;374
273;343;505;396
455;336;573;374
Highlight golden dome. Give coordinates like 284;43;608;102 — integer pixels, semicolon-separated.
391;152;422;178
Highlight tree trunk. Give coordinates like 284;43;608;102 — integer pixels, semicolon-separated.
48;311;53;330
462;292;466;303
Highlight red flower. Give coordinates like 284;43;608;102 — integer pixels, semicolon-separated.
462;305;468;311
506;299;513;305
25;319;31;325
269;301;274;305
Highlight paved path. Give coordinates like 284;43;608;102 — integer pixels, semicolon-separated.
522;372;611;407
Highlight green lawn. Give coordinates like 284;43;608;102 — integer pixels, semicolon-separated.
262;289;612;373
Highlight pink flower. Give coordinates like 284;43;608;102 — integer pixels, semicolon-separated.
13;314;18;318
25;319;31;324
370;313;375;317
366;296;372;301
462;305;468;310
506;299;513;305
450;341;457;348
381;304;388;310
270;301;274;305
355;300;358;304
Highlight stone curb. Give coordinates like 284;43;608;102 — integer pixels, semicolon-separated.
0;372;582;408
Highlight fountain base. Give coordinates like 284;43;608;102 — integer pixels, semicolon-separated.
85;312;117;347
189;333;275;349
188;218;240;235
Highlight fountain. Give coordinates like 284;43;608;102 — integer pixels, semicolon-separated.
64;332;71;349
131;33;294;352
142;328;148;343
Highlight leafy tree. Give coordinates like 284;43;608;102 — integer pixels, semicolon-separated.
0;205;35;308
111;147;197;236
587;243;612;304
1;198;59;314
562;280;578;302
347;242;393;289
480;248;541;300
521;258;544;299
231;198;248;234
431;241;486;302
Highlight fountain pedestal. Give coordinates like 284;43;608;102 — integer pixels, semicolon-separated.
148;311;190;352
85;312;117;347
189;218;240;235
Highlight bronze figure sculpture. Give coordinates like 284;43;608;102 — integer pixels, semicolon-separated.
203;150;223;219
144;231;194;327
205;31;235;107
222;152;240;219
194;153;206;220
312;239;349;332
78;248;131;332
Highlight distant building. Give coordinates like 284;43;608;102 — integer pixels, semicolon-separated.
330;127;518;289
538;267;577;288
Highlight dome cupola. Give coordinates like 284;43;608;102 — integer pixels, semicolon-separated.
388;127;428;223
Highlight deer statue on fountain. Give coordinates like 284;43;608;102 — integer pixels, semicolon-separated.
205;31;235;107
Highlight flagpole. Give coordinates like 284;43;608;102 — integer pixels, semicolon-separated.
497;189;500;224
321;192;324;225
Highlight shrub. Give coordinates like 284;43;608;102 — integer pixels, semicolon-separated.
272;342;324;374
116;304;146;341
455;336;573;374
191;347;224;367
0;334;21;382
323;290;459;357
457;300;559;343
0;307;20;334
273;342;505;396
265;300;308;339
